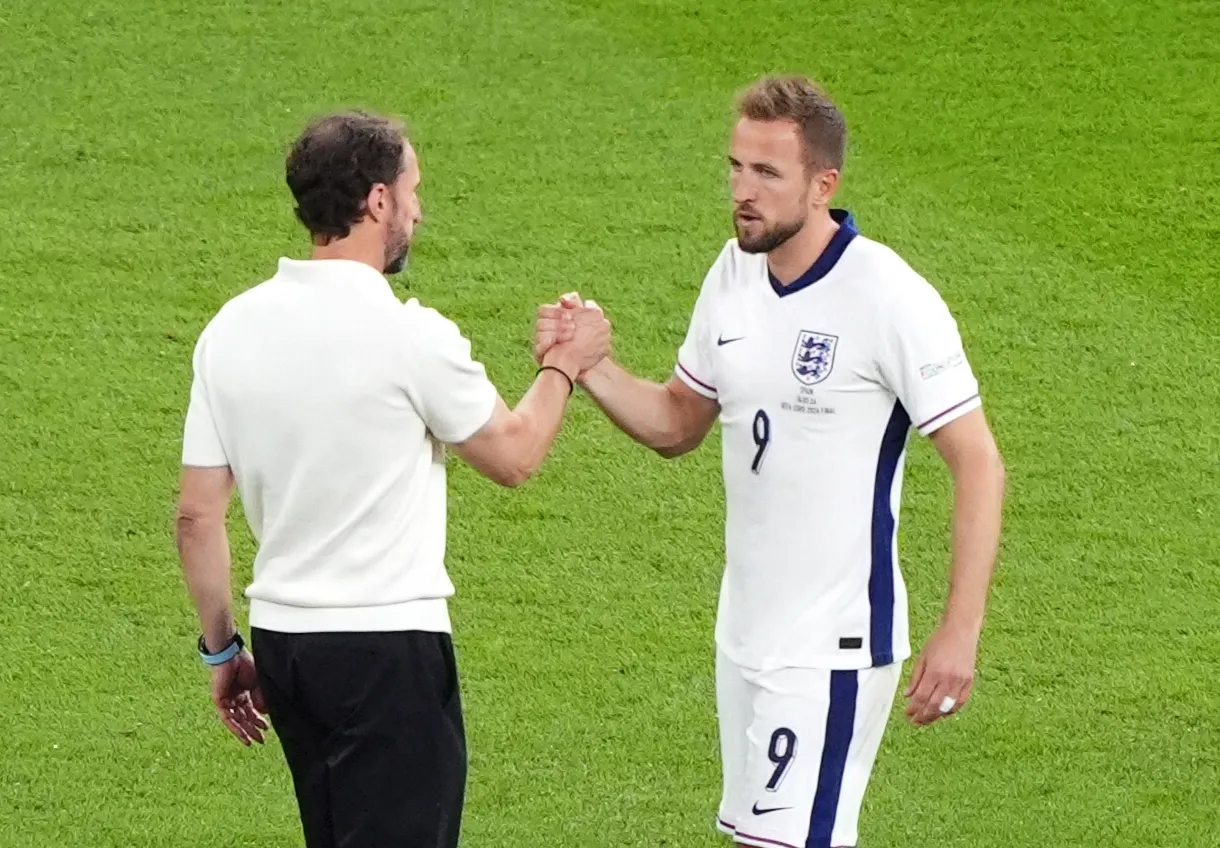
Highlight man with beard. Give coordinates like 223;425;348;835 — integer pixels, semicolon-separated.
175;111;609;848
535;76;1006;848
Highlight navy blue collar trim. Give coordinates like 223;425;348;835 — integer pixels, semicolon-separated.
768;208;858;297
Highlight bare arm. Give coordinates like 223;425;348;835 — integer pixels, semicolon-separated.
175;465;238;652
175;464;269;745
451;305;611;487
449;361;579;488
928;407;1006;638
903;407;1006;726
576;358;720;458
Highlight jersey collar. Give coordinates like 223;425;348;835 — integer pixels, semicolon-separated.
767;208;858;298
276;257;393;295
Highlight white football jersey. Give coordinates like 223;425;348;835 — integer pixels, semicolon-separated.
675;210;981;671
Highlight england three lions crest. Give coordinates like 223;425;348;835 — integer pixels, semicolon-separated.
792;331;838;385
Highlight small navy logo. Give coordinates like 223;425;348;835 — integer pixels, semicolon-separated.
717;334;745;346
792;331;838;385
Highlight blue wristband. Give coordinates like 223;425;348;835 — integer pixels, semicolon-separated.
198;632;244;666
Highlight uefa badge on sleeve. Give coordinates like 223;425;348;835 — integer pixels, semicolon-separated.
791;331;838;385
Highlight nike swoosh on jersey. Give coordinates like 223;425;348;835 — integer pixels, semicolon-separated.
751;803;792;816
717;335;745;346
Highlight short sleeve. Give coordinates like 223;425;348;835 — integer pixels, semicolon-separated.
401;302;499;444
879;280;981;436
673;246;728;399
181;328;230;467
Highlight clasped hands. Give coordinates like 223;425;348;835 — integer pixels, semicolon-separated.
533;292;611;380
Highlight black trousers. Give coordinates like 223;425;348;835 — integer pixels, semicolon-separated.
251;628;466;848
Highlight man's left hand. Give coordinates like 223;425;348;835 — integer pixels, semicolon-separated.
903;622;978;727
210;650;269;745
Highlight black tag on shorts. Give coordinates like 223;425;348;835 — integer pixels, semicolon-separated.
839;637;863;650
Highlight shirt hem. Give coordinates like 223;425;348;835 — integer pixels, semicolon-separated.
715;640;912;671
248;597;452;634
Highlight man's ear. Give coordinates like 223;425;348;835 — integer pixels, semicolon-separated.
810;168;840;207
365;183;390;224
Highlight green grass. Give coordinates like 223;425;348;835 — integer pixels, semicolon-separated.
2;0;1219;845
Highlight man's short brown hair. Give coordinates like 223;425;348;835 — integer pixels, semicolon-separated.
285;111;407;239
735;75;847;172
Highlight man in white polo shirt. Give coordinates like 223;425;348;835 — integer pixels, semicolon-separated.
174;111;608;848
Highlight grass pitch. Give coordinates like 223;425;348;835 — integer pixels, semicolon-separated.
1;0;1218;845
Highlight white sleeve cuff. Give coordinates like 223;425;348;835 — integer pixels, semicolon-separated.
674;362;717;399
434;383;499;445
916;394;981;436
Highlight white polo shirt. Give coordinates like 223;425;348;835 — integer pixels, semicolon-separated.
181;257;499;633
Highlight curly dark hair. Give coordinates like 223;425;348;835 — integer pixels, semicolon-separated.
285;111;407;239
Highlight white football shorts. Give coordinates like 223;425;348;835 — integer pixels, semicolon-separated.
715;650;902;848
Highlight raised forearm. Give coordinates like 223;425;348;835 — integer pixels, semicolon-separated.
578;360;692;453
452;358;578;488
507;366;577;481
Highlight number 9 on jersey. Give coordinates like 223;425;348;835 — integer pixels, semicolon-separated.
751;409;771;474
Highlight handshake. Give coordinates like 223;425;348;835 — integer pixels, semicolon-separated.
532;292;613;383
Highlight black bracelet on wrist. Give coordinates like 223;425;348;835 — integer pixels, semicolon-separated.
537;365;575;395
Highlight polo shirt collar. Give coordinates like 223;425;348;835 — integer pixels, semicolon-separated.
276;257;392;294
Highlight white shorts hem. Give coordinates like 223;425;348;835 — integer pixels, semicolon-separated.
732;830;804;848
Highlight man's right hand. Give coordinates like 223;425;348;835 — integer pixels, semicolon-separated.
535;292;610;374
450;292;610;488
